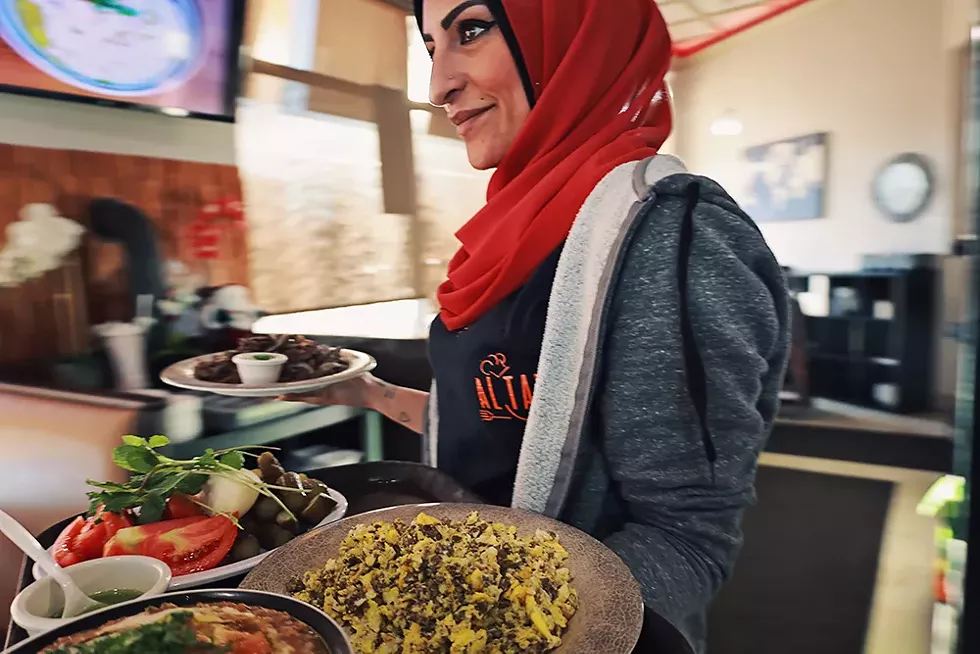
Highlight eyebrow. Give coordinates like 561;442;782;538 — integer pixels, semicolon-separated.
421;0;488;41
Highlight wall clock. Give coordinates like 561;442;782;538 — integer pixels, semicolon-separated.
872;153;935;223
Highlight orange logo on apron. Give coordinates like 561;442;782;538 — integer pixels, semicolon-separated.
474;353;537;422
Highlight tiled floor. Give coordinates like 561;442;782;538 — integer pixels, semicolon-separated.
759;452;940;654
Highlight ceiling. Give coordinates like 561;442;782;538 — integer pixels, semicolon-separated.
380;0;815;58
660;0;814;57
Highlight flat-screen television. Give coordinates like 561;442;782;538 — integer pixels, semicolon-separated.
0;0;245;121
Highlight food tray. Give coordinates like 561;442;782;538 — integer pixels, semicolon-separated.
242;503;645;654
3;461;479;649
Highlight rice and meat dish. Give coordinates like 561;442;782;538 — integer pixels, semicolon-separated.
291;512;578;654
195;334;348;384
41;602;329;653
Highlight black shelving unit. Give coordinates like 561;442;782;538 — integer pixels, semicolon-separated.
789;261;937;414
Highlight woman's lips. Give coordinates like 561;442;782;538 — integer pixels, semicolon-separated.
451;106;495;137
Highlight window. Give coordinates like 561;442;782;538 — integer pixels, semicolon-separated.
238;88;413;313
407;16;432;104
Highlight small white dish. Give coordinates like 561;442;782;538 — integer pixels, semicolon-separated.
232;352;288;386
33;488;349;590
12;556;171;637
161;349;376;397
0;508;101;619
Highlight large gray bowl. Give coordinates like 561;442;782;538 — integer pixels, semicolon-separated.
242;502;644;653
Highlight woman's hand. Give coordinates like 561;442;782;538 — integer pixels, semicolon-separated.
279;374;430;435
278;373;377;408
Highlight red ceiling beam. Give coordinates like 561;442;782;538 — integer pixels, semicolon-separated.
672;0;816;58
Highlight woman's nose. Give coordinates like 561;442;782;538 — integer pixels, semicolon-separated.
428;57;465;106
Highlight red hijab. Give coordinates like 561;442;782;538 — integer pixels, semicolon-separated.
427;0;673;330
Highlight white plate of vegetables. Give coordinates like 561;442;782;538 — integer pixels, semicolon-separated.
33;436;348;589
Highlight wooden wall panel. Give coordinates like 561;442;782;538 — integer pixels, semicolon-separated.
0;144;246;364
313;0;408;91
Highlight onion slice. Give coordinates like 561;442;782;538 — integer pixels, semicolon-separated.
199;469;261;517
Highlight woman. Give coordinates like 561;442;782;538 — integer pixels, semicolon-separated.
289;0;790;650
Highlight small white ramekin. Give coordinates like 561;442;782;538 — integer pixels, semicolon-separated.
232;352;288;386
11;555;172;637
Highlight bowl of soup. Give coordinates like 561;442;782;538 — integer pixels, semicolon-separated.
7;589;352;654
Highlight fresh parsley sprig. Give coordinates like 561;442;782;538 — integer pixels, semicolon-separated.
86;435;295;524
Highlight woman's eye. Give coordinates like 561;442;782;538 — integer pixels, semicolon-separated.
458;19;495;45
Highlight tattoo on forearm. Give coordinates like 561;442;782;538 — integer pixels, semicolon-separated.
375;380;397;400
398;412;412;424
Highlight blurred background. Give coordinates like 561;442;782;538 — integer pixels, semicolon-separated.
0;1;978;653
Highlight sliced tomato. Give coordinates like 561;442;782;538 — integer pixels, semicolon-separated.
103;516;208;555
99;511;133;540
163;493;205;520
53;508;133;568
132;515;208;536
154;516;237;576
53;517;86;568
231;633;272;654
75;508;133;559
104;515;236;576
72;522;109;563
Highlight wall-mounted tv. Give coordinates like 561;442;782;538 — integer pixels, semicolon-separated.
0;0;245;121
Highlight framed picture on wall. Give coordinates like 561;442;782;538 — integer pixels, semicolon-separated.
741;132;829;223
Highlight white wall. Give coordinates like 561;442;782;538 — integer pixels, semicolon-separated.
0;94;236;164
672;0;966;273
671;0;975;404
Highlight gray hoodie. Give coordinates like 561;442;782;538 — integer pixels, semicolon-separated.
426;155;790;652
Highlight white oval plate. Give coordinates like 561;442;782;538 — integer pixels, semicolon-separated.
34;488;348;590
160;349;376;397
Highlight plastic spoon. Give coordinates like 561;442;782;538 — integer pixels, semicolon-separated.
0;510;104;618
